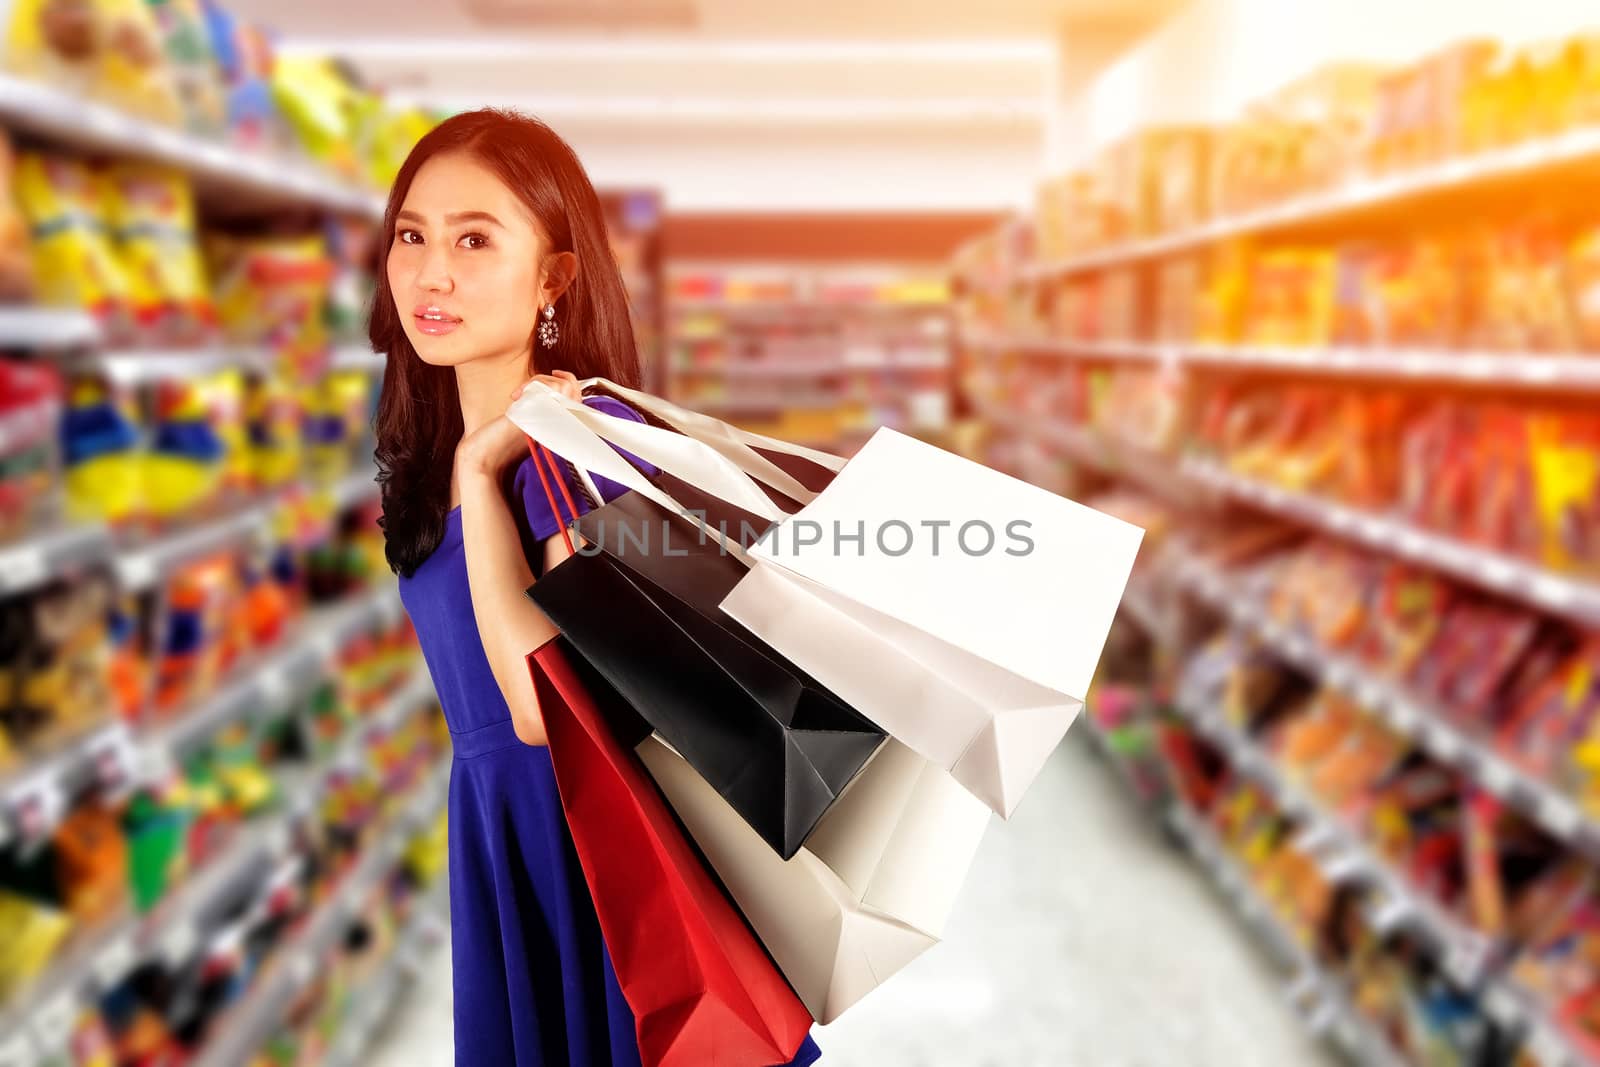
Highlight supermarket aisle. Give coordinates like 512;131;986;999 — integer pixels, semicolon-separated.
371;735;1333;1067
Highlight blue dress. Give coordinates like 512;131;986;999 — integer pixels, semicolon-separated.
396;394;823;1067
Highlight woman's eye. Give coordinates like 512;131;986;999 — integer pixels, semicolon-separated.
397;229;423;245
459;232;489;250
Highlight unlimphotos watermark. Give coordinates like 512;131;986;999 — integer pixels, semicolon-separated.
573;512;1036;558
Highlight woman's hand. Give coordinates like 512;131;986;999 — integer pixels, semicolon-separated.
455;370;583;478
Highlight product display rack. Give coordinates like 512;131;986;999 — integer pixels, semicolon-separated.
0;74;384;219
187;756;451;1067
957;21;1600;1067
0;39;442;1066
666;261;955;454
0;667;436;1055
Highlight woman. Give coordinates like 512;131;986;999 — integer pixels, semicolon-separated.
374;109;823;1066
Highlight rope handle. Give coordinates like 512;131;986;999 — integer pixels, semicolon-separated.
527;436;579;558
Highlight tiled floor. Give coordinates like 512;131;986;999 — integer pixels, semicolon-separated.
370;735;1338;1067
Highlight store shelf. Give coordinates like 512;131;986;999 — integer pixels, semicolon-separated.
0;464;380;596
962;332;1600;390
1033;419;1198;507
1181;458;1600;628
1164;803;1410;1067
0;308;100;350
1183;345;1600;390
1172;686;1500;989
0;74;383;219
0;521;113;596
0;669;436;1067
1172;556;1599;854
190;757;451;1067
322;874;450;1067
330;346;388;374
963;333;1180;366
0;583;406;848
1117;575;1180;648
145;584;406;759
1022;123;1600;279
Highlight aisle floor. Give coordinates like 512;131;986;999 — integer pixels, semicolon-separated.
370;735;1337;1067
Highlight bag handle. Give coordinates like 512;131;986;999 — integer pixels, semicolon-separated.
528;436;578;558
575;376;845;504
510;384;762;565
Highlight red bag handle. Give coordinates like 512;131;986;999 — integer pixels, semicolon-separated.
527;436;581;557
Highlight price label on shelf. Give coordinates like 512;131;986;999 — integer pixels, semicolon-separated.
6;773;65;845
0;544;48;594
1541;795;1584;841
1477;759;1514;798
0;1033;37;1067
162;921;197;966
1528;1024;1568;1066
94;932;138;988
89;724;140;800
31;989;79;1055
257;667;291;707
1428;728;1462;764
1388;698;1419;733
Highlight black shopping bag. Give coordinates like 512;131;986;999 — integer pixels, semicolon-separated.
527;468;885;860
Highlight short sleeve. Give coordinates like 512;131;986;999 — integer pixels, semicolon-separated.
509;393;659;547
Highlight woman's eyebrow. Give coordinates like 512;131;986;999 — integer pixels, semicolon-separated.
395;209;506;228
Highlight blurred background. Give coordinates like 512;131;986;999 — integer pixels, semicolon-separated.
4;0;1600;1065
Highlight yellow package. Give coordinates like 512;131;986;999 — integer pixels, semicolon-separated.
0;130;35;301
1529;414;1600;575
15;152;131;327
103;161;212;338
204;232;332;357
6;0;181;121
245;373;303;490
0;889;71;1000
370;106;436;190
269;55;362;179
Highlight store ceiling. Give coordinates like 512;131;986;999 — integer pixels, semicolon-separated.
236;0;1189;210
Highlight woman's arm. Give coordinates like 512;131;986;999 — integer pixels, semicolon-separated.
455;450;561;746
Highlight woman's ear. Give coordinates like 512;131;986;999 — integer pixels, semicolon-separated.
539;250;579;307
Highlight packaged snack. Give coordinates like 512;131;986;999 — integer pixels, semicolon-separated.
102;161;214;341
1529;413;1600;575
205;232;334;370
143;0;225;136
5;0;181;122
0;130;36;302
15;152;132;334
61;376;145;526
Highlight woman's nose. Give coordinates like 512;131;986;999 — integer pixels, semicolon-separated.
417;246;454;294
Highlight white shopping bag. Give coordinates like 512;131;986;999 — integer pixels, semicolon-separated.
722;428;1144;817
637;734;990;1024
507;382;1143;817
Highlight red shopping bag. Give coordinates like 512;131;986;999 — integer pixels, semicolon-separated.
525;439;814;1067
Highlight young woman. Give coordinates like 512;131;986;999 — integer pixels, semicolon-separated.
373;109;823;1066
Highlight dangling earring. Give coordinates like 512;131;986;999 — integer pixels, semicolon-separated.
538;303;560;348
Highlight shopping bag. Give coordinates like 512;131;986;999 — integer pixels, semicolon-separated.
723;428;1144;816
508;380;1144;819
527;634;816;1067
529;466;885;860
637;733;991;1024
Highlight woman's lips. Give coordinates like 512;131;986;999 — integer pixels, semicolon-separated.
414;309;462;336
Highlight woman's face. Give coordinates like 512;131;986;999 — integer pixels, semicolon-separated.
387;151;545;368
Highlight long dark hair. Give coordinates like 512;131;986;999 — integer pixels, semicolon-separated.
371;108;644;577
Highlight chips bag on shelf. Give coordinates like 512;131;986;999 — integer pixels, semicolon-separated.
204;232;333;370
61;376;145;525
15;152;133;335
103;161;214;341
143;0;225;136
269;54;364;180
